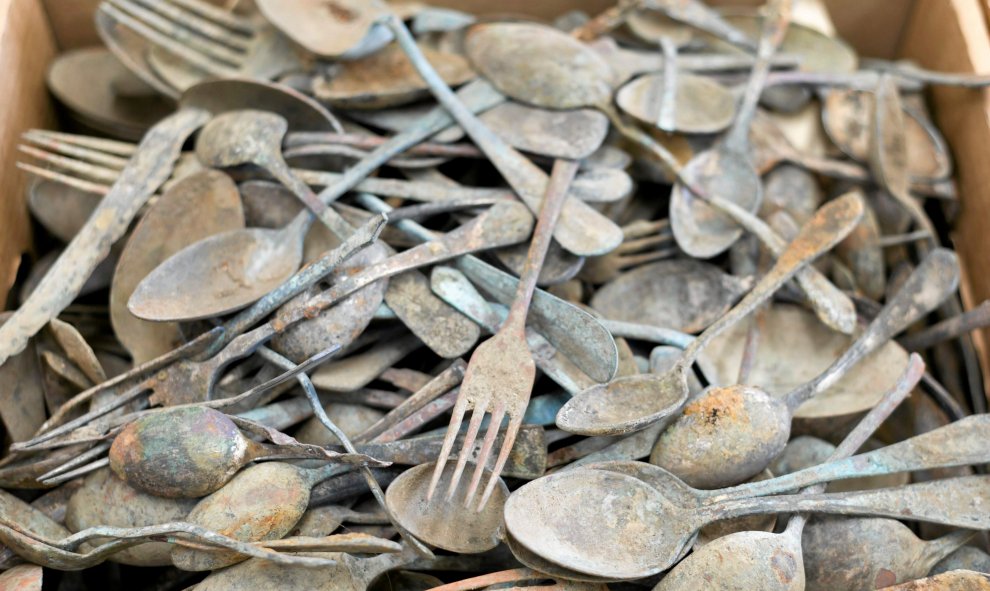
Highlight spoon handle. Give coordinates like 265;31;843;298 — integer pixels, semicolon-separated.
680;192;863;366
313;78;504;206
919;529;977;567
785;248;959;411
722;0;791;150
706;475;990;530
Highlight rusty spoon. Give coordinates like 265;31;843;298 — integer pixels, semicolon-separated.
650;248;961;488
652;353;924;591
556;192;863;436
106;406;385;499
431;159;581;510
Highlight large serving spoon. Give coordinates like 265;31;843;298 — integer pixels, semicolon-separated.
108;406;385;498
506;468;990;580
649;248;959;488
802;517;975;591
110;170;244;364
556;192;863;436
651;353;921;590
668;0;790;259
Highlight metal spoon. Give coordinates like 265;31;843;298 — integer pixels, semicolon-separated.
650;248;959;488
386;461;509;554
108;406;385;498
590;259;753;333
110;170;244;364
652;353;922;591
802;517;975;591
556;191;863;436
195;109;335;218
169;461;399;571
669;0;790;258
506;468;990;580
65;467;196;567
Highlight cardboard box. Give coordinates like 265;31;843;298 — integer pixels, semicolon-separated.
3;0;989;396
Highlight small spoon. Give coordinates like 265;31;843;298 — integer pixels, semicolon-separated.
108;406;385;498
802;517;975;591
556;192;863;436
26;179;102;243
650;248;959;488
170;461;400;571
590;259;753;333
195;109;334;219
386;461;508;554
616;69;737;134
669;0;790;258
256;0;390;59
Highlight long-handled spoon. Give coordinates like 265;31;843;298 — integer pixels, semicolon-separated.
16;207;524;451
650;248;959;488
556;192;863;436
668;0;790;258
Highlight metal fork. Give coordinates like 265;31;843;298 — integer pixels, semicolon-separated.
428;159;581;511
580;218;678;283
98;0;301;90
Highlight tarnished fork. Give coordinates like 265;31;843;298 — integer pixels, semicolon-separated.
428;160;581;511
98;0;300;85
580;218;678;283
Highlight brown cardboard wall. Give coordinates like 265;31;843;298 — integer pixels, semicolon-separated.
0;0;58;304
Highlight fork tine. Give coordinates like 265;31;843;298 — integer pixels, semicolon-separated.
477;415;523;511
24;129;138;157
112;0;244;66
39;458;110;486
621;232;675;254
168;0;254;34
17;162;112;195
427;394;470;500
464;401;505;506
22;133;130;170
102;1;237;77
138;0;252;51
446;403;487;501
37;442;111;481
18;145;121;183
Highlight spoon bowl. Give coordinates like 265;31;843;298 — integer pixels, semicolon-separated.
386;461;507;554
